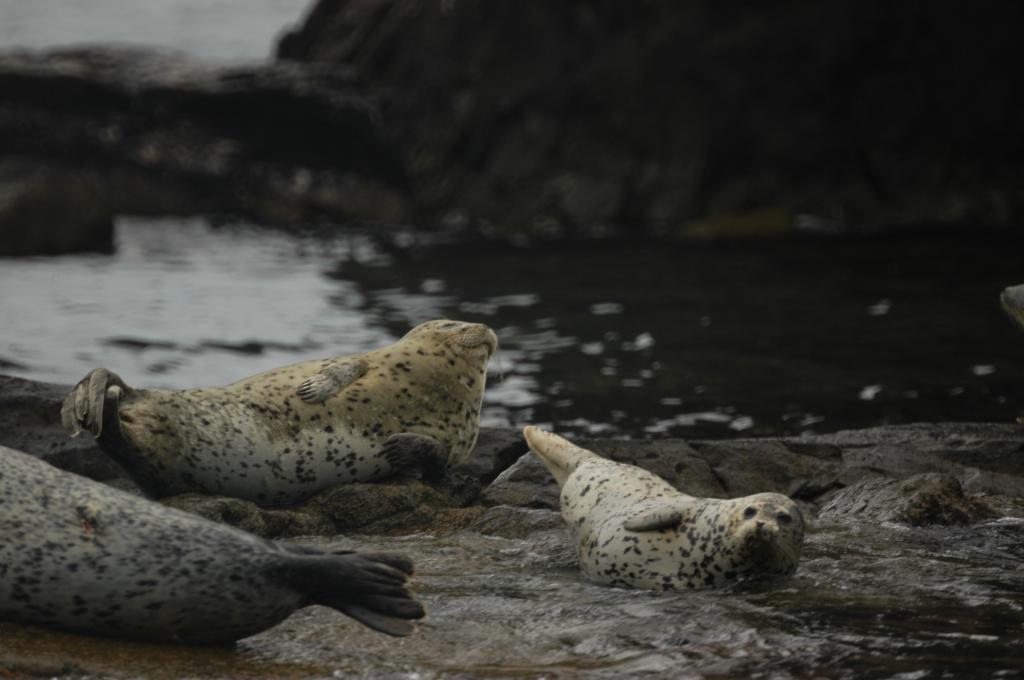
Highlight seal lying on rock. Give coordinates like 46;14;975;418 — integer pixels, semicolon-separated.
1001;283;1024;333
523;427;805;590
1000;284;1024;423
61;320;497;505
0;444;424;644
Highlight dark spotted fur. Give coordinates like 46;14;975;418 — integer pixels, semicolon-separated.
61;320;497;506
524;427;805;591
0;444;424;644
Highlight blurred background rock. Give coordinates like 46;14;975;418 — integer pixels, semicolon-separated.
2;0;1023;254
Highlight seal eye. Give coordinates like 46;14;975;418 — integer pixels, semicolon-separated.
743;506;757;519
777;512;792;525
440;322;460;330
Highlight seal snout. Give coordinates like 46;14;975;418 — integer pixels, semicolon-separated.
457;324;499;357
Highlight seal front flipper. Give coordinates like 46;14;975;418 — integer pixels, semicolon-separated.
623;506;686;532
382;433;450;482
296;359;369;403
61;368;132;438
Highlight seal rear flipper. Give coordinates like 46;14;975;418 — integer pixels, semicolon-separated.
382;433;449;481
60;368;132;438
336;604;418;637
278;544;416;578
296;359;369;403
292;552;425;637
623;507;685;532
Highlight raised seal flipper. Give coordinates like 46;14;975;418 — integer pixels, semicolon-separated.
523;426;598;487
382;433;449;481
296;359;369;403
289;552;425;637
623;506;685;532
61;368;131;438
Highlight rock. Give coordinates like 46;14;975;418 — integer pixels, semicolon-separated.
0;46;411;254
805;423;1024;496
454;427;529;485
0;374;125;484
481;453;561;510
482;436;843;509
468;505;565;539
0;159;114;256
818;473;997;526
4;373;1024;536
278;0;1024;237
160;494;332;538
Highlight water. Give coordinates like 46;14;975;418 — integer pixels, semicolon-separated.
0;0;311;61
3;518;1022;679
1;218;1022;440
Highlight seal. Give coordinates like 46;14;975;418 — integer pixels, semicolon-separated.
0;443;424;644
61;320;498;505
1001;284;1024;423
523;427;805;590
1002;283;1024;333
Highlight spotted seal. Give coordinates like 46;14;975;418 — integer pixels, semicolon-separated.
523;427;805;590
1002;283;1024;333
1001;284;1024;423
0;444;424;643
61;320;497;505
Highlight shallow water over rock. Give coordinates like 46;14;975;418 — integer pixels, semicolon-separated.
2;518;1022;679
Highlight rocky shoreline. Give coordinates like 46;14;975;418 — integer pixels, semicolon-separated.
4;1;1024;254
3;373;1021;538
3;372;1024;678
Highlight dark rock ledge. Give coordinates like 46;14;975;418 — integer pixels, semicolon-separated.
2;373;1021;538
0;46;411;255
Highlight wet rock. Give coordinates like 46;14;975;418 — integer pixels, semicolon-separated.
0;46;411;254
160;493;332;538
818;473;997;526
454;427;529;485
807;423;1024;496
0;159;114;256
469;505;564;539
163;475;479;538
4;374;1024;536
483;436;842;509
0;374;125;484
481;453;560;510
279;0;1024;236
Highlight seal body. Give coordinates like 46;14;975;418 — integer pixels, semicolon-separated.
0;444;423;644
523;427;805;590
62;320;497;505
1001;283;1024;333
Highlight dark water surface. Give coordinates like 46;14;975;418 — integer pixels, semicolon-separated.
2;218;1022;440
